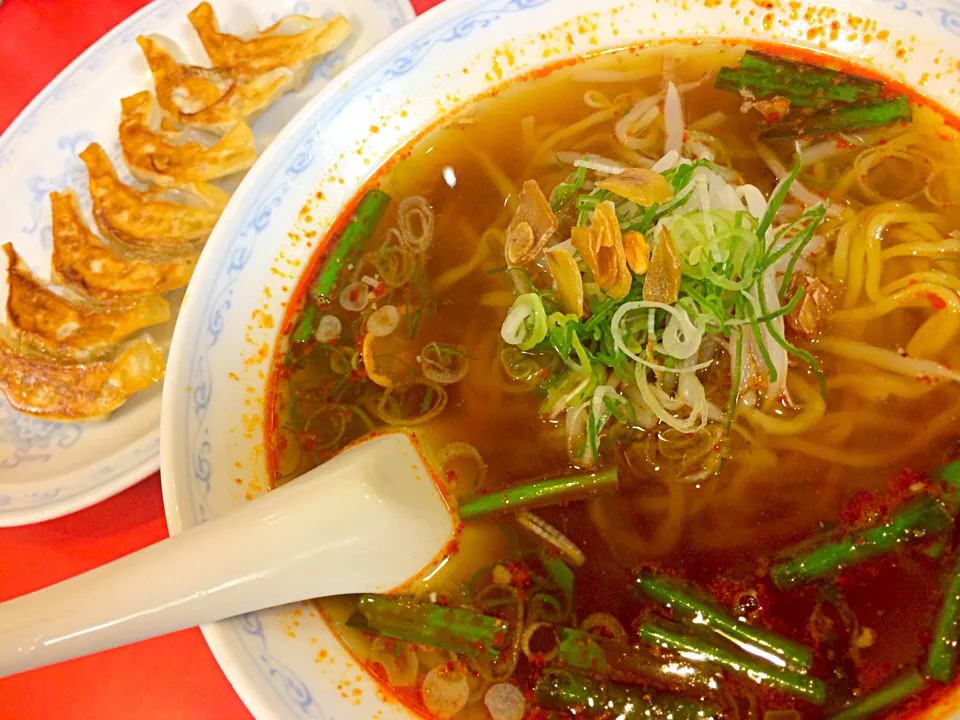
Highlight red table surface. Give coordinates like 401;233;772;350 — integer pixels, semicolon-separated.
0;0;441;717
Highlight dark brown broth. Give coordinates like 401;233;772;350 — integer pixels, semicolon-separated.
268;41;960;719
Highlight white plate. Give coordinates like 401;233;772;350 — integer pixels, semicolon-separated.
0;0;414;526
159;0;960;718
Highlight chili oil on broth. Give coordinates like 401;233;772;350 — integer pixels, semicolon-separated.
267;40;960;720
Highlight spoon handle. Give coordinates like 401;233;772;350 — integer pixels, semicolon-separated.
0;433;451;678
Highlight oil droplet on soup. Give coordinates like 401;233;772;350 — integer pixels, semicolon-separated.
268;40;960;720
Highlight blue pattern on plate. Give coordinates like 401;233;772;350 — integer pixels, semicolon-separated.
0;403;82;471
0;436;158;509
22;135;124;256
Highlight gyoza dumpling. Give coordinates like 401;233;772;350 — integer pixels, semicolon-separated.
118;91;257;187
0;328;165;423
187;2;352;88
137;34;293;135
50;189;198;302
80;143;226;259
4;243;170;361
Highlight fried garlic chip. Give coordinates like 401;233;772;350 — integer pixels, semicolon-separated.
137;34;293;135
188;2;352;87
0;329;165;423
506;180;558;266
596;168;674;207
643;228;682;304
4;243;170;362
571;203;631;300
80;142;227;260
545;247;584;318
50;189;198;303
119;91;257;187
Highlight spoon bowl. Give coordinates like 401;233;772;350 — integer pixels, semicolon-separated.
0;432;454;678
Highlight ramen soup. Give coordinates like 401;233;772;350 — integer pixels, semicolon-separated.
267;41;960;720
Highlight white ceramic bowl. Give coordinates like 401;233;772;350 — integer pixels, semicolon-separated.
160;0;960;717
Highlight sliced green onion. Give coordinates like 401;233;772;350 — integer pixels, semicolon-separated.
551;165;588;212
742;297;779;384
459;467;617;520
756;204;827;277
755;284;806;324
758;153;802;241
501;293;548;351
726;331;743;431
755;283;826;395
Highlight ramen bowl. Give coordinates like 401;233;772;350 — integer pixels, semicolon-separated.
160;0;960;718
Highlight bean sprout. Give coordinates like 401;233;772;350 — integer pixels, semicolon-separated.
516;510;586;567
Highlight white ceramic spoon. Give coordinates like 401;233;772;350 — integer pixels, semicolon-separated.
0;432;454;678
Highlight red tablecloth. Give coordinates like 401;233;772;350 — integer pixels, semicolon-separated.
0;1;441;717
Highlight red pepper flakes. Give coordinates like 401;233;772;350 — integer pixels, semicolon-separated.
856;659;897;693
838;490;881;526
889;467;929;495
346;286;363;305
928;293;948;310
504;560;532;590
527;652;548;671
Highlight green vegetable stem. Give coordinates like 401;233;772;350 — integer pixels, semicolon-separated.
311;188;391;300
458;467;618;520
